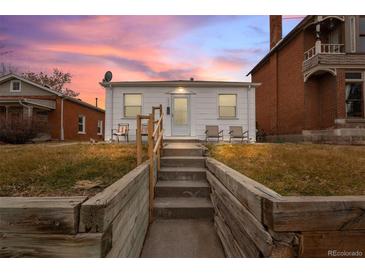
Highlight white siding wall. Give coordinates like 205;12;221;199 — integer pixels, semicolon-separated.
104;85;256;142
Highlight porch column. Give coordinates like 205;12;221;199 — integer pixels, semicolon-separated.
28;106;33;119
5;106;9;123
22;106;33;118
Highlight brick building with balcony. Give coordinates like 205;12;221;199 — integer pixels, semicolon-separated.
249;15;365;143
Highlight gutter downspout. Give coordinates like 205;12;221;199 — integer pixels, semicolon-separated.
247;85;251;142
109;84;114;142
60;97;64;141
18;99;32;121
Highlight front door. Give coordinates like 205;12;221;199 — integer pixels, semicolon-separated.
171;96;190;136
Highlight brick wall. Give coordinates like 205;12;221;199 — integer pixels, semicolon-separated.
319;74;337;129
304;78;320;130
336;69;346;119
277;32;306;134
252;33;306;135
62;99;105;141
252;53;278;134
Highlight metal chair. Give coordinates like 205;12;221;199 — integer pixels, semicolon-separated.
205;125;224;142
112;123;129;142
141;123;148;137
229;126;249;143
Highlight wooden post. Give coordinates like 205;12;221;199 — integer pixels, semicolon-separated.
136;115;142;165
159;104;163;154
147;113;154;223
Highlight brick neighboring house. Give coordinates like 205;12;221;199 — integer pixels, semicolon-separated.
249;15;365;143
0;73;105;141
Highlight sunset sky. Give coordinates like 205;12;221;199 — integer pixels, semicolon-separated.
0;16;302;108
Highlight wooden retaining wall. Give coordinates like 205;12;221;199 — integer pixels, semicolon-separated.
206;157;365;258
0;162;150;258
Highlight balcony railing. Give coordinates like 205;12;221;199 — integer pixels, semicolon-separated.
304;43;345;61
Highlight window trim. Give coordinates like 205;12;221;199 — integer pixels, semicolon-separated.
97;120;103;135
345;72;365;118
218;94;237;119
359;16;365;53
78;115;86;134
10;80;21;92
359;16;365;36
345;71;364;82
123;93;143;119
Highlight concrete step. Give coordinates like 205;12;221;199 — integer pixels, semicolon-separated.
158;167;206;181
164;138;201;143
161;156;206;168
153;197;214;219
163;147;203;157
155;180;210;198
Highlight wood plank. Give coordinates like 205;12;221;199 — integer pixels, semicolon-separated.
299;231;365;258
127;210;149;258
207;171;273;257
0;196;87;234
79;162;149;232
206;158;281;221
107;206;149;257
263;196;365;232
0;232;105;258
214;214;242;257
211;192;261;257
106;185;149;257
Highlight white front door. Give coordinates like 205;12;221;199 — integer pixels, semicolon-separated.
171;95;190;136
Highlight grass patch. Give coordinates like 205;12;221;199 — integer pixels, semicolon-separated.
0;143;147;197
207;143;365;196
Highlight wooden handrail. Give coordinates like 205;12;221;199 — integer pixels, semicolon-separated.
153;133;163;154
153;114;163;138
136;104;164;224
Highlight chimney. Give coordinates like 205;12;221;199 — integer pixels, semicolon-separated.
95;98;98;108
270;15;282;49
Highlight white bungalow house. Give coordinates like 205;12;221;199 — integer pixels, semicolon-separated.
101;79;258;141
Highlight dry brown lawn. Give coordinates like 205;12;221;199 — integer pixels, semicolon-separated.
207;143;365;196
0;143;146;197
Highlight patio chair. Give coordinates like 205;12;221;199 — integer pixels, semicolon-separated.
229;126;249;143
112;123;129;142
141;123;148;137
205;125;224;142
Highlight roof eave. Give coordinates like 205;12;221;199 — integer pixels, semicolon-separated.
101;81;260;88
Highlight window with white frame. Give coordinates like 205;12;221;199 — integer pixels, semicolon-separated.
345;72;364;118
97;120;103;135
124;94;142;118
218;94;237;118
78;115;86;133
10;80;21;92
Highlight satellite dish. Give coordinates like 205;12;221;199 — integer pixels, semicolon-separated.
104;71;113;82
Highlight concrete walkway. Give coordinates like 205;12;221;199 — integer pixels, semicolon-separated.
140;142;225;258
141;219;224;258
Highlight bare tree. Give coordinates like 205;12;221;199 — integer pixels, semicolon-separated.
22;68;80;97
0;44;17;76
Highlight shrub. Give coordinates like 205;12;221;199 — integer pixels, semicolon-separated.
0;117;48;144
